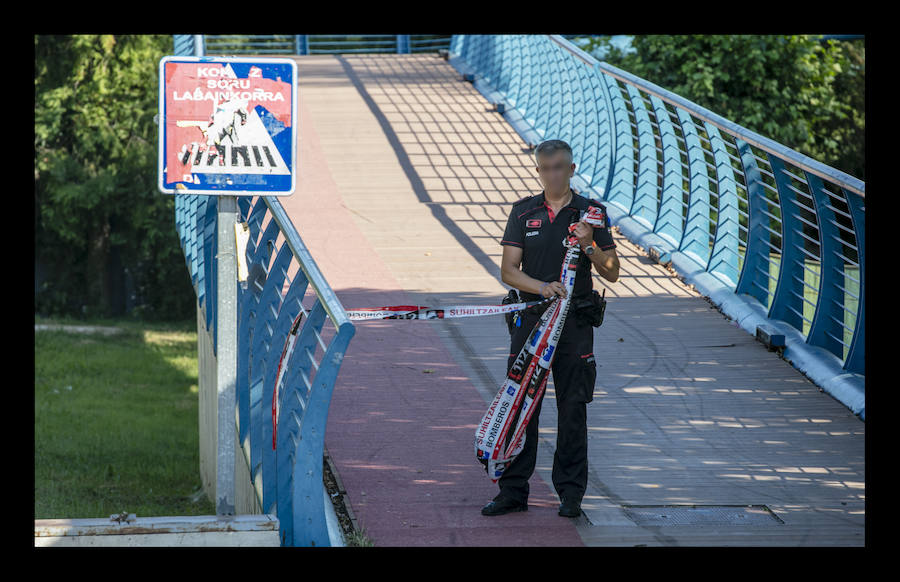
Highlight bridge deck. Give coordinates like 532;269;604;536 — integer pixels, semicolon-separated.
282;53;864;546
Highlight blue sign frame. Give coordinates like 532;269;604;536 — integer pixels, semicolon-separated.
158;56;297;196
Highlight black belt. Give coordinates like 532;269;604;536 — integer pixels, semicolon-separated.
504;290;604;334
519;291;591;307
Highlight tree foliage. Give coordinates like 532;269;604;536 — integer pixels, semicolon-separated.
35;35;196;320
580;35;865;180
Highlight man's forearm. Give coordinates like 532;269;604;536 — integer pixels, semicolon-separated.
586;244;619;282
501;266;547;296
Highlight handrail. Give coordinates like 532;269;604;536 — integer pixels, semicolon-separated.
262;196;351;329
546;35;865;198
236;196;355;547
449;34;864;419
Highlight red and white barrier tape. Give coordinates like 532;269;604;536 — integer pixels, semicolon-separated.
344;297;552;321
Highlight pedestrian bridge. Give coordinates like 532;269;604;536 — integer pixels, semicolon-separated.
176;35;864;546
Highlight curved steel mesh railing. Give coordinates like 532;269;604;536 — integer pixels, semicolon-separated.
449;34;864;415
174;194;355;546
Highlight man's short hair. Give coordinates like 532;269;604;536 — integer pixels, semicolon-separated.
534;139;573;165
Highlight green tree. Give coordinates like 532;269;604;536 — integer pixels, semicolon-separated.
579;35;864;180
35;34;196;320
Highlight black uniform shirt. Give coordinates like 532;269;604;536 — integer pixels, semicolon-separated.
501;191;616;300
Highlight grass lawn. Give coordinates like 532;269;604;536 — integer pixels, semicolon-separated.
34;316;215;519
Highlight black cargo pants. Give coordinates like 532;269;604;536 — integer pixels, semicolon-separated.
496;302;596;505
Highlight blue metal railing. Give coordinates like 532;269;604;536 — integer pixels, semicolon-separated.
448;34;864;418
238;196;355;547
202;35;452;55
172;34;356;545
174;194;355;546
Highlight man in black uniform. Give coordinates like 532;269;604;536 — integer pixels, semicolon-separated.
481;139;620;518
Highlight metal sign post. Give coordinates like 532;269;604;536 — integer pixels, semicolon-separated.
159;52;297;517
215;194;237;516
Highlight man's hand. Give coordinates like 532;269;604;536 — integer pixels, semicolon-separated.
572;221;594;248
541;281;567;299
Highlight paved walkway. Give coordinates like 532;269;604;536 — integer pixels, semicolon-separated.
283;54;865;546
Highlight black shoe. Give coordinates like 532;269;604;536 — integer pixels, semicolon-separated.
481;496;528;516
558;496;582;518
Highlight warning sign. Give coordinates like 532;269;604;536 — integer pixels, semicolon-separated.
158;56;297;195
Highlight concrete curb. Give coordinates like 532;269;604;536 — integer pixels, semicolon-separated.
34;514;280;547
323;486;345;547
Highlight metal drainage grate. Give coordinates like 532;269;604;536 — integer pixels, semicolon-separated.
623;505;784;526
